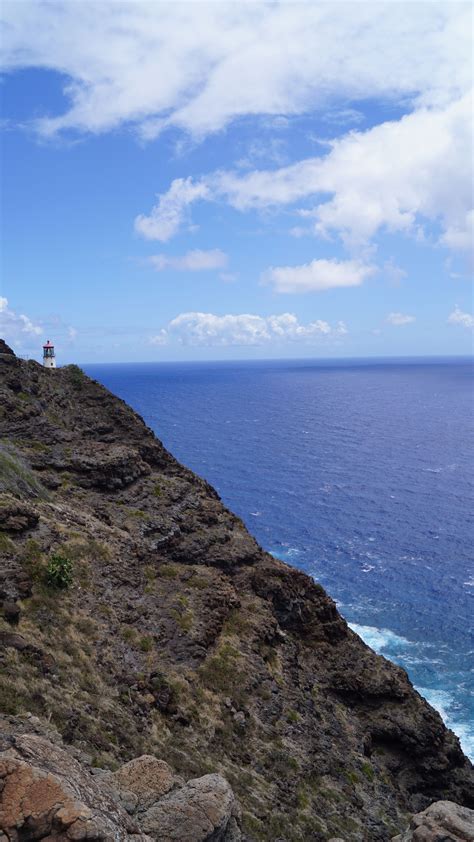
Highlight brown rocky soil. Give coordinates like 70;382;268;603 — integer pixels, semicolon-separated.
0;348;472;841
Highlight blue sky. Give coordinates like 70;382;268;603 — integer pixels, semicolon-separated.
0;2;472;363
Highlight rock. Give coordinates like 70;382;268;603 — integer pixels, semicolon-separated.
2;601;20;625
392;801;474;841
0;734;146;841
69;445;151;489
0;495;39;532
233;711;246;728
0;340;14;356
0;729;241;842
112;755;177;810
141;773;241;841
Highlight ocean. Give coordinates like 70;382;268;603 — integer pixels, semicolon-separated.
84;357;474;760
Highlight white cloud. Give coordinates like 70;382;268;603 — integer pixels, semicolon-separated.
137;93;472;256
1;3;469;139
135;178;209;242
262;258;374;293
0;297;42;341
440;210;474;252
448;307;474;330
148;249;227;272
386;312;416;326
149;311;348;347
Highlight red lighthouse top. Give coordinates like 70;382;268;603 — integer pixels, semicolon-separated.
43;340;54;349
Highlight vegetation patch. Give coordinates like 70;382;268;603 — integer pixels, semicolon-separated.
65;364;86;390
0;531;15;554
158;563;179;579
45;553;73;589
0;446;47;498
362;761;375;781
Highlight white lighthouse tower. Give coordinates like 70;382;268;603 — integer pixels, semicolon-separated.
42;340;56;369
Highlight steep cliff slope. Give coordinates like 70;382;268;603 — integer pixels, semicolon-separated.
0;348;472;841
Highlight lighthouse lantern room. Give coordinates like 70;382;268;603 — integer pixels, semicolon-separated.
43;340;56;369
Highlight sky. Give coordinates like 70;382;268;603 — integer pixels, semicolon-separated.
0;1;473;363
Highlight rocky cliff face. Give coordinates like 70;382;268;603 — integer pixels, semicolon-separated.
0;348;472;841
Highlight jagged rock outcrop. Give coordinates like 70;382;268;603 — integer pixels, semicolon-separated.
392;801;474;841
0;345;472;841
0;726;240;841
0;340;14;356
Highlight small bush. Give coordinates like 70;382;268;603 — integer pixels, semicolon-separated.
0;532;15;554
139;635;153;652
121;625;136;642
361;762;375;781
158;563;179;579
45;553;73;589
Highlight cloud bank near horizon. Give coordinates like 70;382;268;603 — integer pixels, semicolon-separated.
150;311;348;347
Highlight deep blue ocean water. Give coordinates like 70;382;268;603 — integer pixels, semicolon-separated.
84;358;474;760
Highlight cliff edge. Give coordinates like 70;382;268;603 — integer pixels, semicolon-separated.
0;347;472;841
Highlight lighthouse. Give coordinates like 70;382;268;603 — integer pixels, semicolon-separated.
42;340;56;369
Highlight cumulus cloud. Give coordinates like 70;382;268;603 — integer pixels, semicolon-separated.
1;3;469;138
440;210;474;252
448;307;474;330
386;312;416;326
0;297;42;342
148;249;227;272
136;93;472;256
262;258;374;293
135;178;209;242
149;312;348;347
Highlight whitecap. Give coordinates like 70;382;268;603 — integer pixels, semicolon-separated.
417;686;474;762
349;623;413;652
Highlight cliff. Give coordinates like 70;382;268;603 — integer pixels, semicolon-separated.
0;347;472;841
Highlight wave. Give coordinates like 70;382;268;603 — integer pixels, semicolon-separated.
348;622;412;652
350;623;474;761
417;686;474;762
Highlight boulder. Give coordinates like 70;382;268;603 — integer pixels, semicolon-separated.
141;772;241;841
112;755;178;810
0;731;241;842
392;800;474;842
0;734;146;841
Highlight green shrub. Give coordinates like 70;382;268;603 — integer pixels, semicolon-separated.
45;553;73;589
361;762;375;781
139;635;153;652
